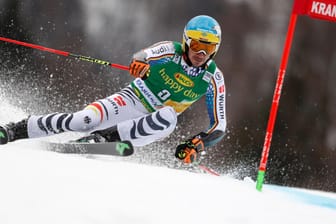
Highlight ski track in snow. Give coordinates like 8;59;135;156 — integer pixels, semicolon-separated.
1;98;336;224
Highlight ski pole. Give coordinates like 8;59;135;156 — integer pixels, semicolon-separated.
191;159;221;176
198;164;221;176
0;36;129;71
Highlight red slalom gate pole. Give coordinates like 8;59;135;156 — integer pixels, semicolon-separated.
256;13;298;191
256;0;336;191
0;36;129;71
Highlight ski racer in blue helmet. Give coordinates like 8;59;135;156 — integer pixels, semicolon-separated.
182;15;222;64
0;15;227;165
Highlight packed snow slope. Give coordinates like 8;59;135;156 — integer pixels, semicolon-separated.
0;101;336;224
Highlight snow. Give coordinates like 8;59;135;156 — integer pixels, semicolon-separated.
1;102;336;224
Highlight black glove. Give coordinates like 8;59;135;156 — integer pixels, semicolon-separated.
175;138;204;164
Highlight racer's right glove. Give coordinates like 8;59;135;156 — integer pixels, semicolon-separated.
129;59;150;80
175;138;204;164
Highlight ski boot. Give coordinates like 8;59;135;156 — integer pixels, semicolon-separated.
0;119;28;144
74;126;121;143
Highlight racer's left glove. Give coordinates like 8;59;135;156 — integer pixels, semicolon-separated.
175;138;204;164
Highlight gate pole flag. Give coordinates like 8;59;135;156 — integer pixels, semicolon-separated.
256;0;336;192
293;0;336;22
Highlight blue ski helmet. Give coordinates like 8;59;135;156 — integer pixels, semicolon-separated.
182;15;222;58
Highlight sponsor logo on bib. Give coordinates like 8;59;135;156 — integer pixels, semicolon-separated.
174;73;194;87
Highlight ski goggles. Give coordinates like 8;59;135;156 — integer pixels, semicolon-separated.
189;39;217;55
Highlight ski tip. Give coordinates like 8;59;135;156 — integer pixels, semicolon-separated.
0;126;9;145
117;140;134;156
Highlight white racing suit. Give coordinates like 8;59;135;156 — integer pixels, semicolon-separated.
28;87;177;147
27;41;227;148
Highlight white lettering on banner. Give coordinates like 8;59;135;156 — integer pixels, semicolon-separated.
311;1;336;18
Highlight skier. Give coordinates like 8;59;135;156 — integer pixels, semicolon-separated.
0;15;226;164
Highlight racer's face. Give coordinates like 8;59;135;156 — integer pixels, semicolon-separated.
188;48;211;67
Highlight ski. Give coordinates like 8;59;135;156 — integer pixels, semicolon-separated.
46;140;134;156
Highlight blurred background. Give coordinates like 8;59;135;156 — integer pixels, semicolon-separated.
0;0;335;192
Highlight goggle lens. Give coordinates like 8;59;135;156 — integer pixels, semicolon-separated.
189;39;217;55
